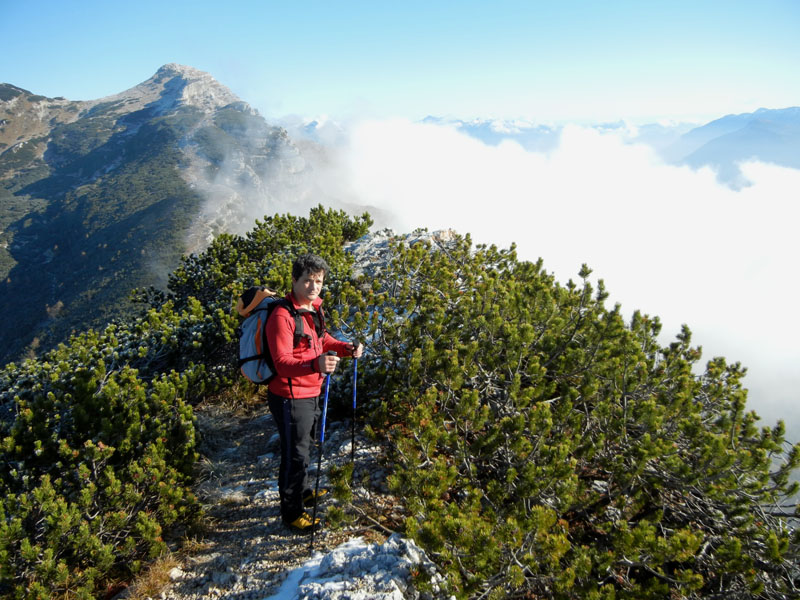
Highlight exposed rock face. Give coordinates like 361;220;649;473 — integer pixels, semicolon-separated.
100;63;245;116
345;228;459;280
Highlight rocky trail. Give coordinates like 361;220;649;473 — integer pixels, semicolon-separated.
120;399;446;600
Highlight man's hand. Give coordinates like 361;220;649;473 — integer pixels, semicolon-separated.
349;342;364;359
317;352;340;374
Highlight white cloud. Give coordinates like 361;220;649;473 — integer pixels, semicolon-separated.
340;118;800;437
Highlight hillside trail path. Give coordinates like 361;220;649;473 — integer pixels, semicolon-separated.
137;399;401;600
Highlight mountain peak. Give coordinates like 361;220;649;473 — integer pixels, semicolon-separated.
155;63;207;78
96;63;245;115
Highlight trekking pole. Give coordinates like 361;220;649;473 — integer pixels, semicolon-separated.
351;356;357;478
310;352;335;553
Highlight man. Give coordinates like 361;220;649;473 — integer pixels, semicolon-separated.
265;253;363;533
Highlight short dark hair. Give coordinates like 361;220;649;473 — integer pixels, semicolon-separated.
292;254;329;280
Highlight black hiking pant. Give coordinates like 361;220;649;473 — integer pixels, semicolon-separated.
267;391;320;524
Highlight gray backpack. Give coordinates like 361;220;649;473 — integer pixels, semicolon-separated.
235;286;324;384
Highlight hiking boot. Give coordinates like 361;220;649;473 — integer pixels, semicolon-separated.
285;512;320;534
302;488;328;507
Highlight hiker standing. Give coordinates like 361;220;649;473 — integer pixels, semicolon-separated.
265;254;363;533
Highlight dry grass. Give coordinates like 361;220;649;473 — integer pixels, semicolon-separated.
111;536;214;600
121;554;181;600
194;455;231;484
198;380;263;414
180;536;215;555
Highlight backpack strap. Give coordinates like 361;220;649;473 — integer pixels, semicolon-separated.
280;301;308;348
315;305;327;339
274;299;322;348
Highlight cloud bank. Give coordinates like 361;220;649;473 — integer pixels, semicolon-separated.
335;118;800;437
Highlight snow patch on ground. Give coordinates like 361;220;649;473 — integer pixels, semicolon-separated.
265;534;448;600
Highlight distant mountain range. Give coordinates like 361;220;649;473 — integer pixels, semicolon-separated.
2;64;799;364
434;109;800;185
673;107;800;183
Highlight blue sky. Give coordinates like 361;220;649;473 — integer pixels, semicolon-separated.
3;0;800;123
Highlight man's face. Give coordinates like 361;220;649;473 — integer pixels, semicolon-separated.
292;269;325;306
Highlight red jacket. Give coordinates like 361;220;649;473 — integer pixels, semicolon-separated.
265;293;351;398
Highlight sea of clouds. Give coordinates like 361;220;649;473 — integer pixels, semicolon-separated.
342;119;800;440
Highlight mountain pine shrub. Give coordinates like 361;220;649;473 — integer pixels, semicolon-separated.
0;333;199;598
342;231;800;599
